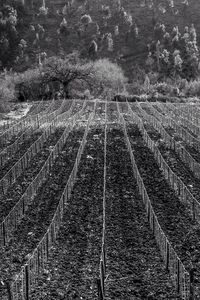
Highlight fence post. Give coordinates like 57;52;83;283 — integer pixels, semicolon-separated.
97;278;104;300
192;198;195;221
189;268;195;300
4;280;12;300
100;260;105;299
46;234;49;260
177;259;180;295
25;264;29;300
166;242;169;272
2;221;6;246
103;243;106;275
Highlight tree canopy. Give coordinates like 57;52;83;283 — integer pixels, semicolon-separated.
13;53;127;100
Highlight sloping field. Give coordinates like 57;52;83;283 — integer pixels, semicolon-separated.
1;100;200;299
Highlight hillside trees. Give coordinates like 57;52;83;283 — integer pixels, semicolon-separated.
0;1;29;69
141;0;189;22
141;0;200;79
147;22;200;79
13;53;127;100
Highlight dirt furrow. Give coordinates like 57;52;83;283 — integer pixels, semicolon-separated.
0;130;43;179
0;127;65;222
29;127;104;300
0;127;86;298
105;125;176;300
127;123;200;291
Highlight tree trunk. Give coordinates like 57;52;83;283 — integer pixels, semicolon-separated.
63;82;69;99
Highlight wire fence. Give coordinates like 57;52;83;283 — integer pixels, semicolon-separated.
119;106;191;300
0;100;53;137
152;103;200;151
129;102;200;225
0;101;56;150
2;99;198;299
10;109;94;300
180;105;200;123
0;98;72;151
0;100;91;247
35;99;55;117
0;114;39;150
0;99;66;168
0;119;18;133
149;102;200;153
97;101;126;299
0;100;78;197
169;102;200;127
136;101;200;180
0;124;37;168
164;102;200;136
98;100;108;300
27;100;45;116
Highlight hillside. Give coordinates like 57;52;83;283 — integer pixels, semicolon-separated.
1;0;200;78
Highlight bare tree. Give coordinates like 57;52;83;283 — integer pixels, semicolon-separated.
40;53;94;98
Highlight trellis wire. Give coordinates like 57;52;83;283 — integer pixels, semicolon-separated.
158;102;200;136
27;99;60;119
98;100;108;300
0;114;39;149
19;99;44;120
147;101;196;133
92;101;106;127
0;119;18;133
1;97;70;151
0;100;64;168
98;101;122;299
0;100;78;197
77;100;96;125
119;107;191;300
27;99;44;116
0;125;35;168
31;99;61;118
181;105;200;124
129;102;200;225
36;98;68;128
0;99;62;150
35;99;55;117
42;99;65;118
165;102;200;136
10;109;94;300
0;100;89;247
169;102;200;127
149;102;200;153
136;101;200;180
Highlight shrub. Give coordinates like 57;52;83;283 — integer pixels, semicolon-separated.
91;58;127;98
154;82;175;95
0;85;14;112
10;55;127;100
125;82;144;95
70;88;92;99
183;79;200;97
81;14;92;26
112;94;127;102
0;74;15;112
14;68;43;101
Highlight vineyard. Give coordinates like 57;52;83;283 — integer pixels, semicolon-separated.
1;99;200;299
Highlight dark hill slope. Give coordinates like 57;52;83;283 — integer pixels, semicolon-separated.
3;0;200;76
